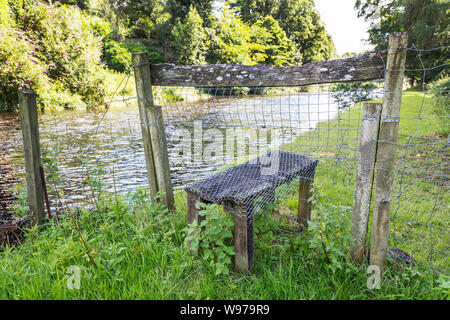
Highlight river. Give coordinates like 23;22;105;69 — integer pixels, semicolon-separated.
1;91;348;209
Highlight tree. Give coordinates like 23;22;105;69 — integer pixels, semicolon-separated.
355;0;450;83
166;0;215;21
206;7;267;65
252;16;297;66
1;1;107;110
232;0;337;63
231;0;278;23
172;6;207;65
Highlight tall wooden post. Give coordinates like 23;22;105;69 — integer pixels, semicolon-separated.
350;102;381;262
132;53;174;210
19;90;45;225
370;32;408;269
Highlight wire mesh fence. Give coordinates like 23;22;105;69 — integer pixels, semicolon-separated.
0;43;448;273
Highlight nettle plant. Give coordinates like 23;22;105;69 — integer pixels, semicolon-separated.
185;203;235;276
305;201;357;273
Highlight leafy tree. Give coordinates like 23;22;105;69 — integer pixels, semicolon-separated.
355;0;450;83
103;41;164;72
87;0;130;40
171;6;207;65
206;7;267;65
53;0;90;9
252;16;297;66
107;0;167;37
166;0;214;21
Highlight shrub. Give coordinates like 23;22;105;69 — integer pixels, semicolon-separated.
0;22;49;111
86;15;113;43
306;203;357;273
104;41;132;73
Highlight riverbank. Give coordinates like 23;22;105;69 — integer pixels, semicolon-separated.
0;92;448;299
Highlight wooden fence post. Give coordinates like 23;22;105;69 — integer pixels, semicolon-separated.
369;32;408;269
19;90;45;225
132;52;174;210
350;102;381;262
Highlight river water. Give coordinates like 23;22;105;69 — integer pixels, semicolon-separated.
1;91;350;207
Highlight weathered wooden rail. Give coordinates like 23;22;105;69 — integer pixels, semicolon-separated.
149;52;385;87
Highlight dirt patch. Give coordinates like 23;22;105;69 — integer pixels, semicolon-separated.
0;217;30;247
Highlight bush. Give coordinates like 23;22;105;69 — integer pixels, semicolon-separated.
0;1;108;110
86;15;113;43
103;41;132;73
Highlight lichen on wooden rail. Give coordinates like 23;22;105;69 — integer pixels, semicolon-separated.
150;53;385;87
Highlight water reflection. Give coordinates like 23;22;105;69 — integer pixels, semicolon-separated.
7;92;343;207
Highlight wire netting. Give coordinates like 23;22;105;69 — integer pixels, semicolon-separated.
1;44;448;273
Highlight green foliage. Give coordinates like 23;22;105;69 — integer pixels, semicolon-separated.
253;203;282;251
185;203;235;275
232;0;337;63
54;0;90;10
252;15;297;66
86;15;113;42
306;203;357;274
87;0;129;40
166;0;214;22
108;0;167;39
0;1;108;110
104;41;164;73
172;6;207;65
429;77;450;135
0;19;49;111
207;7;267;65
436;274;450;297
103;41;133;73
355;0;449;83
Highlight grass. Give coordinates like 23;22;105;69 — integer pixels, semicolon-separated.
0;192;448;299
0;91;448;299
278;91;449;272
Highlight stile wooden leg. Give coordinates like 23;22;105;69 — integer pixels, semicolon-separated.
186;192;204;256
233;205;254;272
298;178;313;231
